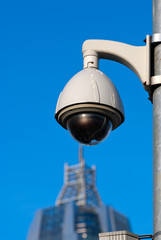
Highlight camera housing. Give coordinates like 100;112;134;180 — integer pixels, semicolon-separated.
55;68;124;145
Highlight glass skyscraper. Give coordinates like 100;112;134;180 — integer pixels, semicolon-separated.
27;146;131;240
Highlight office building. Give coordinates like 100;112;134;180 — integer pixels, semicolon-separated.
27;146;131;240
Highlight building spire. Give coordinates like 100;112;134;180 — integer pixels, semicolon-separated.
55;145;102;207
78;144;84;164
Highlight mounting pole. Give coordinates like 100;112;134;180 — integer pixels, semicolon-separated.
153;1;161;240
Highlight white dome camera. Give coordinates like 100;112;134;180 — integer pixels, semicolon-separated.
55;68;124;145
55;36;151;145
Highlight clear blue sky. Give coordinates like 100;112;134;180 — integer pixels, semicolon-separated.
0;0;153;239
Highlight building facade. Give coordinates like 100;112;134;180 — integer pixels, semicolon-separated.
27;147;131;240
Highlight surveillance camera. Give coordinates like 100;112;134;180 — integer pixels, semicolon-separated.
55;68;124;145
66;113;112;145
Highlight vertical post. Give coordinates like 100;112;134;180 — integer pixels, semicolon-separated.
153;1;161;239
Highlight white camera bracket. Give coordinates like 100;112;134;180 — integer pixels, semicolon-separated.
151;33;161;86
82;35;152;94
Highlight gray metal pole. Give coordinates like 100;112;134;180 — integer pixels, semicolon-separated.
153;1;161;239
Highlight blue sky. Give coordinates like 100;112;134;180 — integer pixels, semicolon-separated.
0;0;153;239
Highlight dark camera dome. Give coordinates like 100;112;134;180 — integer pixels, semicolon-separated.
66;113;112;145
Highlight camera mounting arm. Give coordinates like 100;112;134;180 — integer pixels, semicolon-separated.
82;35;151;93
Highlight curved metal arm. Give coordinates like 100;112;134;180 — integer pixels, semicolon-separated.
82;35;151;92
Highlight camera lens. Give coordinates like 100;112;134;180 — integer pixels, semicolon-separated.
66;113;112;145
